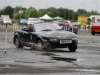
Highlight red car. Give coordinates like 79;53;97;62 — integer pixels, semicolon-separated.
58;21;78;34
58;22;69;31
90;22;100;35
71;22;78;34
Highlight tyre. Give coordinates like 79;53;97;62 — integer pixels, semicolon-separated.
68;46;77;52
91;32;95;35
36;40;44;50
15;37;23;48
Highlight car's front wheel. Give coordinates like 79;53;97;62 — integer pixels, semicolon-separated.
68;46;77;52
15;37;23;48
36;40;44;50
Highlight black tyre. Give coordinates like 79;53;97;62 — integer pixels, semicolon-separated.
68;46;77;52
15;37;23;48
91;32;95;35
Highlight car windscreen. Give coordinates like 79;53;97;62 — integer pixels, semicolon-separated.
4;18;11;21
21;19;26;21
34;23;62;32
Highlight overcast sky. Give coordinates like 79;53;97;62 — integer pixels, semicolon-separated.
0;0;100;12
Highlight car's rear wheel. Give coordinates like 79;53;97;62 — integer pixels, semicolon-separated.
91;32;95;35
15;37;23;48
68;46;77;52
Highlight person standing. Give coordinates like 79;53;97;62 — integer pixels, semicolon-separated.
78;21;81;31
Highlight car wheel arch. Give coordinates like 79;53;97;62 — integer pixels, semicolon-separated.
14;35;23;48
14;35;22;44
36;37;43;44
68;45;77;52
14;35;18;44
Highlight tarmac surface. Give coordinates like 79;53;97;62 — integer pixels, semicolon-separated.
0;25;100;75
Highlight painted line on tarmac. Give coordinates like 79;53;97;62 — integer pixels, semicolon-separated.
78;40;88;43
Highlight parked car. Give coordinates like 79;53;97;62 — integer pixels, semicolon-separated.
20;19;27;25
90;22;100;35
58;21;78;34
58;21;70;30
13;22;78;52
27;18;36;25
2;18;12;25
71;22;78;34
27;18;43;25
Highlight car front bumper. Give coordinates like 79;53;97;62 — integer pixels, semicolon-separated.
43;40;78;48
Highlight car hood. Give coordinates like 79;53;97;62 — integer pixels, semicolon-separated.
36;31;77;39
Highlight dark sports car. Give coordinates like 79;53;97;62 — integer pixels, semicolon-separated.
13;22;78;52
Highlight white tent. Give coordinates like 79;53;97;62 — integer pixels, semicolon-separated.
40;14;53;20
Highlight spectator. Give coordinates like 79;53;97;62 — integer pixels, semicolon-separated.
78;21;81;30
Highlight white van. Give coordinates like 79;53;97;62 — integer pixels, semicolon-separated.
89;15;100;28
3;18;12;25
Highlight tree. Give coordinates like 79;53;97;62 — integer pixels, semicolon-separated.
58;7;65;19
3;6;14;18
74;12;79;21
87;10;97;17
47;7;58;17
13;6;28;19
77;9;87;15
25;7;38;19
39;9;46;17
64;9;69;20
1;5;100;21
0;9;5;15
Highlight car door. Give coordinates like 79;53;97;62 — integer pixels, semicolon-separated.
19;30;31;43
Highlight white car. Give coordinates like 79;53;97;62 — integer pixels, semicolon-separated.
27;18;44;25
3;18;12;25
27;18;36;25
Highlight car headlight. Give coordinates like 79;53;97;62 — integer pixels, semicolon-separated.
72;38;77;40
50;38;57;41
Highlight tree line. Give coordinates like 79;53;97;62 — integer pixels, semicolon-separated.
0;6;99;21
